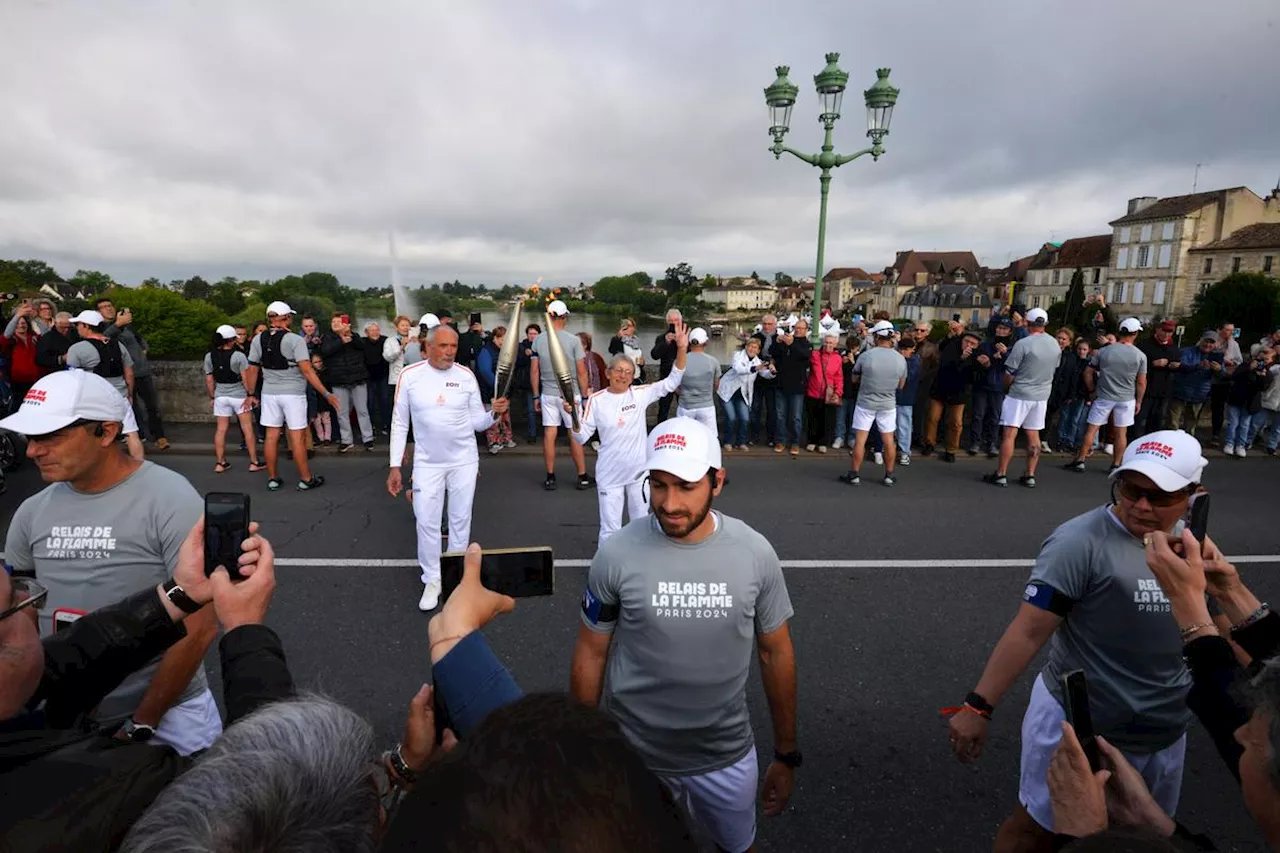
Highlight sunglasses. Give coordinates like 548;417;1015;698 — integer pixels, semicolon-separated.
0;576;48;622
1114;479;1192;508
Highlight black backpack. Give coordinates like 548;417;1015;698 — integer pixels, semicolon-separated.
88;339;124;379
210;349;240;384
258;329;291;370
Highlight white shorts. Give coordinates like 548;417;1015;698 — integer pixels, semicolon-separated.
540;393;582;428
1087;398;1137;428
151;687;224;756
676;406;718;437
1000;397;1048;431
260;393;308;430
660;748;758;853
120;403;138;436
1018;675;1185;831
213;396;247;418
852;405;896;434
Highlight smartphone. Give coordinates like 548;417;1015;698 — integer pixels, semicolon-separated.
340;314;350;326
952;313;961;322
205;492;251;579
1061;669;1101;772
1187;492;1210;543
439;546;554;602
469;312;482;326
667;323;676;335
52;608;84;634
1232;328;1241;339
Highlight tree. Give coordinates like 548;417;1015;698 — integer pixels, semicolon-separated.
1062;268;1086;323
774;271;794;287
661;262;696;295
5;259;61;289
140;277;162;289
750;271;759;281
69;269;114;295
1188;272;1280;345
0;262;25;296
210;276;246;315
183;275;211;302
702;274;718;289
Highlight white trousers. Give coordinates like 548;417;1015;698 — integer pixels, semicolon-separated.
598;479;648;545
334;384;373;445
413;462;478;584
676;405;718;439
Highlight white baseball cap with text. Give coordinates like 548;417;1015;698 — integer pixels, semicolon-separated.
646;416;722;483
0;371;130;437
1109;429;1207;492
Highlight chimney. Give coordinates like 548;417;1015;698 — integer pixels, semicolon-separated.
1127;197;1158;215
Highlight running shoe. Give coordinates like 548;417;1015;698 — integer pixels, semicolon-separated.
297;476;326;491
882;474;896;487
1064;460;1086;473
577;474;596;490
338;444;354;454
267;478;283;491
1019;475;1037;488
941;451;956;463
982;472;1008;487
543;474;557;491
900;454;911;466
838;471;861;486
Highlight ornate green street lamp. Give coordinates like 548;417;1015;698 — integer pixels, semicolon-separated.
765;57;899;339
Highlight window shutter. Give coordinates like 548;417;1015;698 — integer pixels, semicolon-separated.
1119;281;1130;303
1153;281;1166;305
1132;281;1145;304
1141;224;1152;242
1117;247;1129;270
1158;244;1171;267
1162;222;1174;241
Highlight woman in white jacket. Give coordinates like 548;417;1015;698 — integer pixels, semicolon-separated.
383;315;414;389
717;338;773;451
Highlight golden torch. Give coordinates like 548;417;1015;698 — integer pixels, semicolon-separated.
493;300;523;400
543;308;581;431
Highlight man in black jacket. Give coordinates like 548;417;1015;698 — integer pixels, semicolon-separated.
770;319;812;455
34;311;75;373
650;309;683;422
1134;320;1182;438
750;314;780;446
319;312;375;451
0;520;292;853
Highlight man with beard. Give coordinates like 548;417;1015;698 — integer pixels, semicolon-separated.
571;417;799;853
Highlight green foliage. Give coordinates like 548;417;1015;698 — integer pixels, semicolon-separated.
99;286;225;360
182;275;211;302
661;262;697;296
774;271;794;287
592;271;651;305
70;269;114;293
2;259;60;290
209;277;246;315
1187;272;1280;344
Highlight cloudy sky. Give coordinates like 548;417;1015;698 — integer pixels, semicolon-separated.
2;0;1277;289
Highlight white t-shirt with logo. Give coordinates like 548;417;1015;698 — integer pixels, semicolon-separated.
389;361;495;469
571;368;684;490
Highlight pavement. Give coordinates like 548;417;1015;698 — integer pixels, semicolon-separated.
1;445;1276;851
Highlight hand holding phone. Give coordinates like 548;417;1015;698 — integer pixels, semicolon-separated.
1061;670;1101;772
1187;492;1210;545
205;493;251;580
439;545;554;601
340;314;351;327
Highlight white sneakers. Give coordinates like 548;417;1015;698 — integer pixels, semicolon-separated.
874;451;884;465
832;437;845;449
1223;444;1235;457
1237;446;1248;458
419;579;442;612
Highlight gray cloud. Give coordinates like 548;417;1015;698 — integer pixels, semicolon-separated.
1;0;1277;288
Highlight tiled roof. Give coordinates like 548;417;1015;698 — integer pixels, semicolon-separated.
1051;234;1113;269
824;267;872;281
892;250;981;278
1108;189;1246;226
899;284;992;308
1188;222;1280;252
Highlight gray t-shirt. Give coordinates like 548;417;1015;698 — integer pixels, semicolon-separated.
66;339;135;397
4;462;208;723
581;513;793;775
1004;332;1061;401
1025;505;1191;751
204;350;250;398
680;352;720;410
531;329;585;397
248;330;312;396
1090;343;1148;402
853;345;907;411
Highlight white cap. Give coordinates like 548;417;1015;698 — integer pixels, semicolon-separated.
418;313;440;329
266;301;294;317
547;299;570;317
871;320;895;337
0;371;129;437
689;327;709;344
647;416;722;483
1109;429;1207;493
1119;317;1143;334
71;310;105;327
1026;307;1049;325
216;324;238;340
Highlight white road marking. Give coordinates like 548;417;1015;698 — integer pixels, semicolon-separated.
274;555;1280;569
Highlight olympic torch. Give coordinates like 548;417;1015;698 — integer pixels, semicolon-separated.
543;309;581;431
493;300;523;400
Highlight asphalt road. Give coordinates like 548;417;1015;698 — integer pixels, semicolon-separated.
2;446;1276;852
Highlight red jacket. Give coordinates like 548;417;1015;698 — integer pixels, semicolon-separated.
1;332;42;384
806;348;843;400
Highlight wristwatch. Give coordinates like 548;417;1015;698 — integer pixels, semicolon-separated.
162;578;203;615
121;717;156;743
774;749;803;769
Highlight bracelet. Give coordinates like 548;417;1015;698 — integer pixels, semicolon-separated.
1231;603;1270;632
965;691;995;718
1179;622;1217;641
385;744;418;785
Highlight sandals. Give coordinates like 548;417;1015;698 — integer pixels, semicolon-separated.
214;461;232;473
248;462;267;472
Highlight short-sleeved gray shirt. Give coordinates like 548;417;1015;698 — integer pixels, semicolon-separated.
853;345;907;411
1025;505;1191;751
248;330;312;396
204;350;250;398
1090;343;1148;402
531;329;585;397
680;352;720;409
66;339;134;397
581;513;794;775
1004;332;1061;401
4;462;208;723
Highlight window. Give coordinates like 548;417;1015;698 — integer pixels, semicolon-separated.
1203;257;1213;275
1161;221;1175;241
1158;243;1171;268
1112;281;1124;303
1137;245;1151;267
1119;226;1131;244
1092;268;1101;284
1119;281;1130;303
1153;280;1166;305
1052;269;1061;285
1141;224;1152;242
1131;281;1145;304
1199;282;1210;296
1117;247;1129;269
1232;256;1242;273
1266;256;1274;273
1032;295;1041;308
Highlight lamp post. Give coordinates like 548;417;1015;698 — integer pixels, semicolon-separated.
765;55;899;341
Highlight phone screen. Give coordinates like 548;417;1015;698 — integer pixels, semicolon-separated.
440;547;554;602
1187;492;1210;543
469;312;483;326
205;492;250;579
952;313;961;322
341;314;350;326
667;323;676;335
1062;670;1101;772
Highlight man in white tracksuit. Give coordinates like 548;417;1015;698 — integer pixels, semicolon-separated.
570;321;688;545
675;327;720;437
387;324;509;611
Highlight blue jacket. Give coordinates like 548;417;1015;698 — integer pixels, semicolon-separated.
475;340;499;402
975;338;1012;393
1172;346;1224;403
896;353;921;406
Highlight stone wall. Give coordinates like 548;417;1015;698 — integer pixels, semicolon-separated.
150;360;215;423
